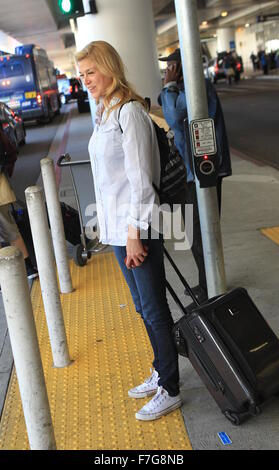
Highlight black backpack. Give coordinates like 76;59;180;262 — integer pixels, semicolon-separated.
117;102;187;207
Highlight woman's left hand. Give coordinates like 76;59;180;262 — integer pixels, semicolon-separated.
125;226;148;269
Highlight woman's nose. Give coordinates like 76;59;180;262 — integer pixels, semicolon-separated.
84;75;91;85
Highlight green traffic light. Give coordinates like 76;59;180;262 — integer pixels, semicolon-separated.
60;0;72;14
58;0;85;17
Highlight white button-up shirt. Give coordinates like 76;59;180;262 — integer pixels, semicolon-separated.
88;99;161;246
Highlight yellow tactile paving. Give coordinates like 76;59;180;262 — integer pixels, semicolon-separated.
0;252;192;450
261;227;279;246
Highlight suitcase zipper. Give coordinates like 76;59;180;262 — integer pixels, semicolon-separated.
191;349;225;393
198;317;256;404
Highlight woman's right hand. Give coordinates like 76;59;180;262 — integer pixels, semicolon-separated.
125;226;148;269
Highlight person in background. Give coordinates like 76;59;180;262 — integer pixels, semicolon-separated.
260;50;269;75
76;40;182;421
231;50;243;83
158;48;232;305
250;52;258;71
223;51;236;85
0;126;38;280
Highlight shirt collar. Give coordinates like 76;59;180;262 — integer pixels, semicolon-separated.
103;96;120;119
95;96;120;126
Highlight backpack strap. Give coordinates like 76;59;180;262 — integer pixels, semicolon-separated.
117;99;160;196
117;97;151;133
117;103;125;134
117;99;137;134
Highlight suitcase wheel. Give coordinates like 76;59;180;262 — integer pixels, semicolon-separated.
73;244;88;267
224;410;242;426
250;405;261;416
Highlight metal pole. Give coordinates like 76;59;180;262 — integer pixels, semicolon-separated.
0;247;56;450
41;157;73;294
25;186;71;368
174;0;227;297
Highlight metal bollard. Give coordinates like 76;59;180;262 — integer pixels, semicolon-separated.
0;247;56;450
25;186;71;368
41;157;73;294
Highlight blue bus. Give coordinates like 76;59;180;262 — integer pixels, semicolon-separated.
0;44;60;123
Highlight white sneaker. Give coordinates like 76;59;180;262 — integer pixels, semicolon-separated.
128;369;159;398
135;386;182;421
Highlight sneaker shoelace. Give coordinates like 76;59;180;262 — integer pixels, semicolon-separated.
144;369;157;385
145;386;166;410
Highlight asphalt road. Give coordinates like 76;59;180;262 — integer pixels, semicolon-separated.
215;77;279;169
10;107;66;205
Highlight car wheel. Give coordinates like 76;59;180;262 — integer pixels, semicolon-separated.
20;133;26;145
44;102;53;124
78;99;90;113
18;125;26;145
12;131;19;152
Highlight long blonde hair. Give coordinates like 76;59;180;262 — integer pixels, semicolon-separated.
75;41;148;115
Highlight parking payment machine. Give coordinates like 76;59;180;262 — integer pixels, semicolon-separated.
186;118;218;188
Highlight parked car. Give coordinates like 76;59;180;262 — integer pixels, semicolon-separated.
74;80;90;113
202;54;209;78
77;89;90;113
0;101;26;149
57;74;72;104
207;51;244;84
69;78;81;100
234;55;244;82
57;76;87;105
207;54;227;83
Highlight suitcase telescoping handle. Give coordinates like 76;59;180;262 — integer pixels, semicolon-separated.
165;279;189;316
57;153;91;167
163;247;200;311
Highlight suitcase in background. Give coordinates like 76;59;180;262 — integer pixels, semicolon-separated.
60;202;81;246
12;206;36;267
164;248;279;425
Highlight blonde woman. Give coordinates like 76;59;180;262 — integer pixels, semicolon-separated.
76;41;181;421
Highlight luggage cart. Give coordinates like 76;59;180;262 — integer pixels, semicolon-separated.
57;153;107;266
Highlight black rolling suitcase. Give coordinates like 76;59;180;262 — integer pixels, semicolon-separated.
164;248;279;425
60;202;81;246
12;205;36;267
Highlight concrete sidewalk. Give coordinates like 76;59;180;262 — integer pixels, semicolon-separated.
244;68;279;81
1;105;279;449
172;155;279;450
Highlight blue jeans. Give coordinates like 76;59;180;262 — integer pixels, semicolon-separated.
113;237;179;396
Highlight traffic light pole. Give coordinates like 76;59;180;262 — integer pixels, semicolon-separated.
174;0;227;297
